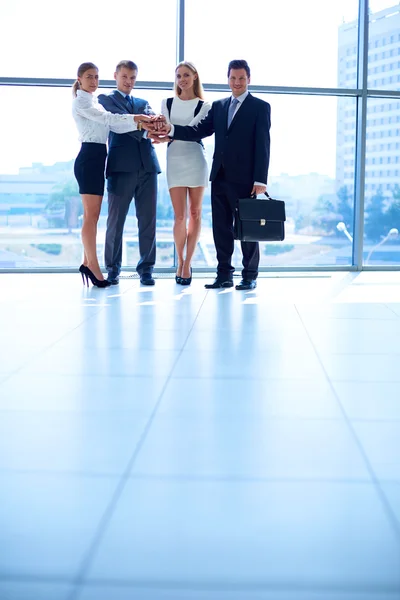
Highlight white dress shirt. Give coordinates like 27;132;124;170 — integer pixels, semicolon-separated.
72;89;137;144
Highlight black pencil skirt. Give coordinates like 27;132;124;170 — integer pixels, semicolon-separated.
74;142;107;196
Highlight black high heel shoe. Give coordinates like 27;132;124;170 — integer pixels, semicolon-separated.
180;267;192;286
175;266;183;284
79;264;88;286
83;266;111;288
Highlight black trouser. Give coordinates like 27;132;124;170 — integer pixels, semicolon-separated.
105;170;157;278
211;171;259;280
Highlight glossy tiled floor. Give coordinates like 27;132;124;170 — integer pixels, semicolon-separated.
0;271;400;600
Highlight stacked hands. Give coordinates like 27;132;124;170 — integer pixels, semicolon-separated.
137;115;172;142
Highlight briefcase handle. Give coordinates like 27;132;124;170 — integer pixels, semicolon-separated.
250;192;271;199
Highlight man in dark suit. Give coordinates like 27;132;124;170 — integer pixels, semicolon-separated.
148;59;271;290
98;60;161;286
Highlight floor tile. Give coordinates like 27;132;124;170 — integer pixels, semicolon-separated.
0;346;50;375
331;381;400;420
1;273;400;595
353;422;400;481
386;303;400;318
0;412;149;475
171;348;325;381
158;378;342;419
0;472;117;578
0;581;72;600
132;418;369;479
19;347;180;378
85;480;400;588
0;374;166;412
55;327;190;351
303;319;400;355
320;354;400;382
183;327;314;354
296;302;399;321
380;481;400;524
76;585;400;600
193;310;303;333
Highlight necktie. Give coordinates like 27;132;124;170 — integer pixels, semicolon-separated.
227;98;239;128
125;95;132;109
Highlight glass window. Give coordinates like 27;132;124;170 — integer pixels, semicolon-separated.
364;97;400;266
174;91;356;268
185;0;358;88
0;86;173;269
0;0;177;81
368;2;400;90
1;87;357;269
247;93;356;267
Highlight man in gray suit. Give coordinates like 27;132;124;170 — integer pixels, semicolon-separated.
98;60;161;285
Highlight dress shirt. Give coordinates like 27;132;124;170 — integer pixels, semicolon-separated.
228;90;248;119
116;89;132;103
72;90;137;144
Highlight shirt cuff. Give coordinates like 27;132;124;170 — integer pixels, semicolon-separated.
169;124;175;137
254;181;266;187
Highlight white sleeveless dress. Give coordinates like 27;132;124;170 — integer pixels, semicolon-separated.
161;97;211;189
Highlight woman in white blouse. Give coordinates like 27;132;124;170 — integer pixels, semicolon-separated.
72;62;154;287
160;62;211;285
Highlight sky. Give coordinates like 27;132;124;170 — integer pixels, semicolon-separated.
0;0;398;177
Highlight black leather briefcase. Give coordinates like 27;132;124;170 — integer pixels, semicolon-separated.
234;193;286;242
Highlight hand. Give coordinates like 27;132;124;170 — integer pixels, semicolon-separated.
251;184;267;196
144;121;171;135
149;133;171;144
134;114;165;124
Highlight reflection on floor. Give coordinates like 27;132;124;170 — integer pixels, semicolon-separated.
0;271;400;600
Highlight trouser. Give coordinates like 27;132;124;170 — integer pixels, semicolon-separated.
105;170;157;277
211;171;259;280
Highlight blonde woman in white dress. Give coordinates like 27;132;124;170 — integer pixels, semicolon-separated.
161;62;211;285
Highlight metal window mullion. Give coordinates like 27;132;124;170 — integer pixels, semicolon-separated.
171;0;185;269
353;0;369;270
176;0;185;63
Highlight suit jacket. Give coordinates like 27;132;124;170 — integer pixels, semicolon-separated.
172;93;271;186
98;91;161;176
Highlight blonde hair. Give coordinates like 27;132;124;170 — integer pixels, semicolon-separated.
174;61;204;100
72;62;98;97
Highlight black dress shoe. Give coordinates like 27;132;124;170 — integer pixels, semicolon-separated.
140;273;155;286
235;279;257;290
205;277;234;289
107;277;119;286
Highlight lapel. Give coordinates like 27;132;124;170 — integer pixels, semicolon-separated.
227;93;252;132
222;97;231;134
111;90;133;113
